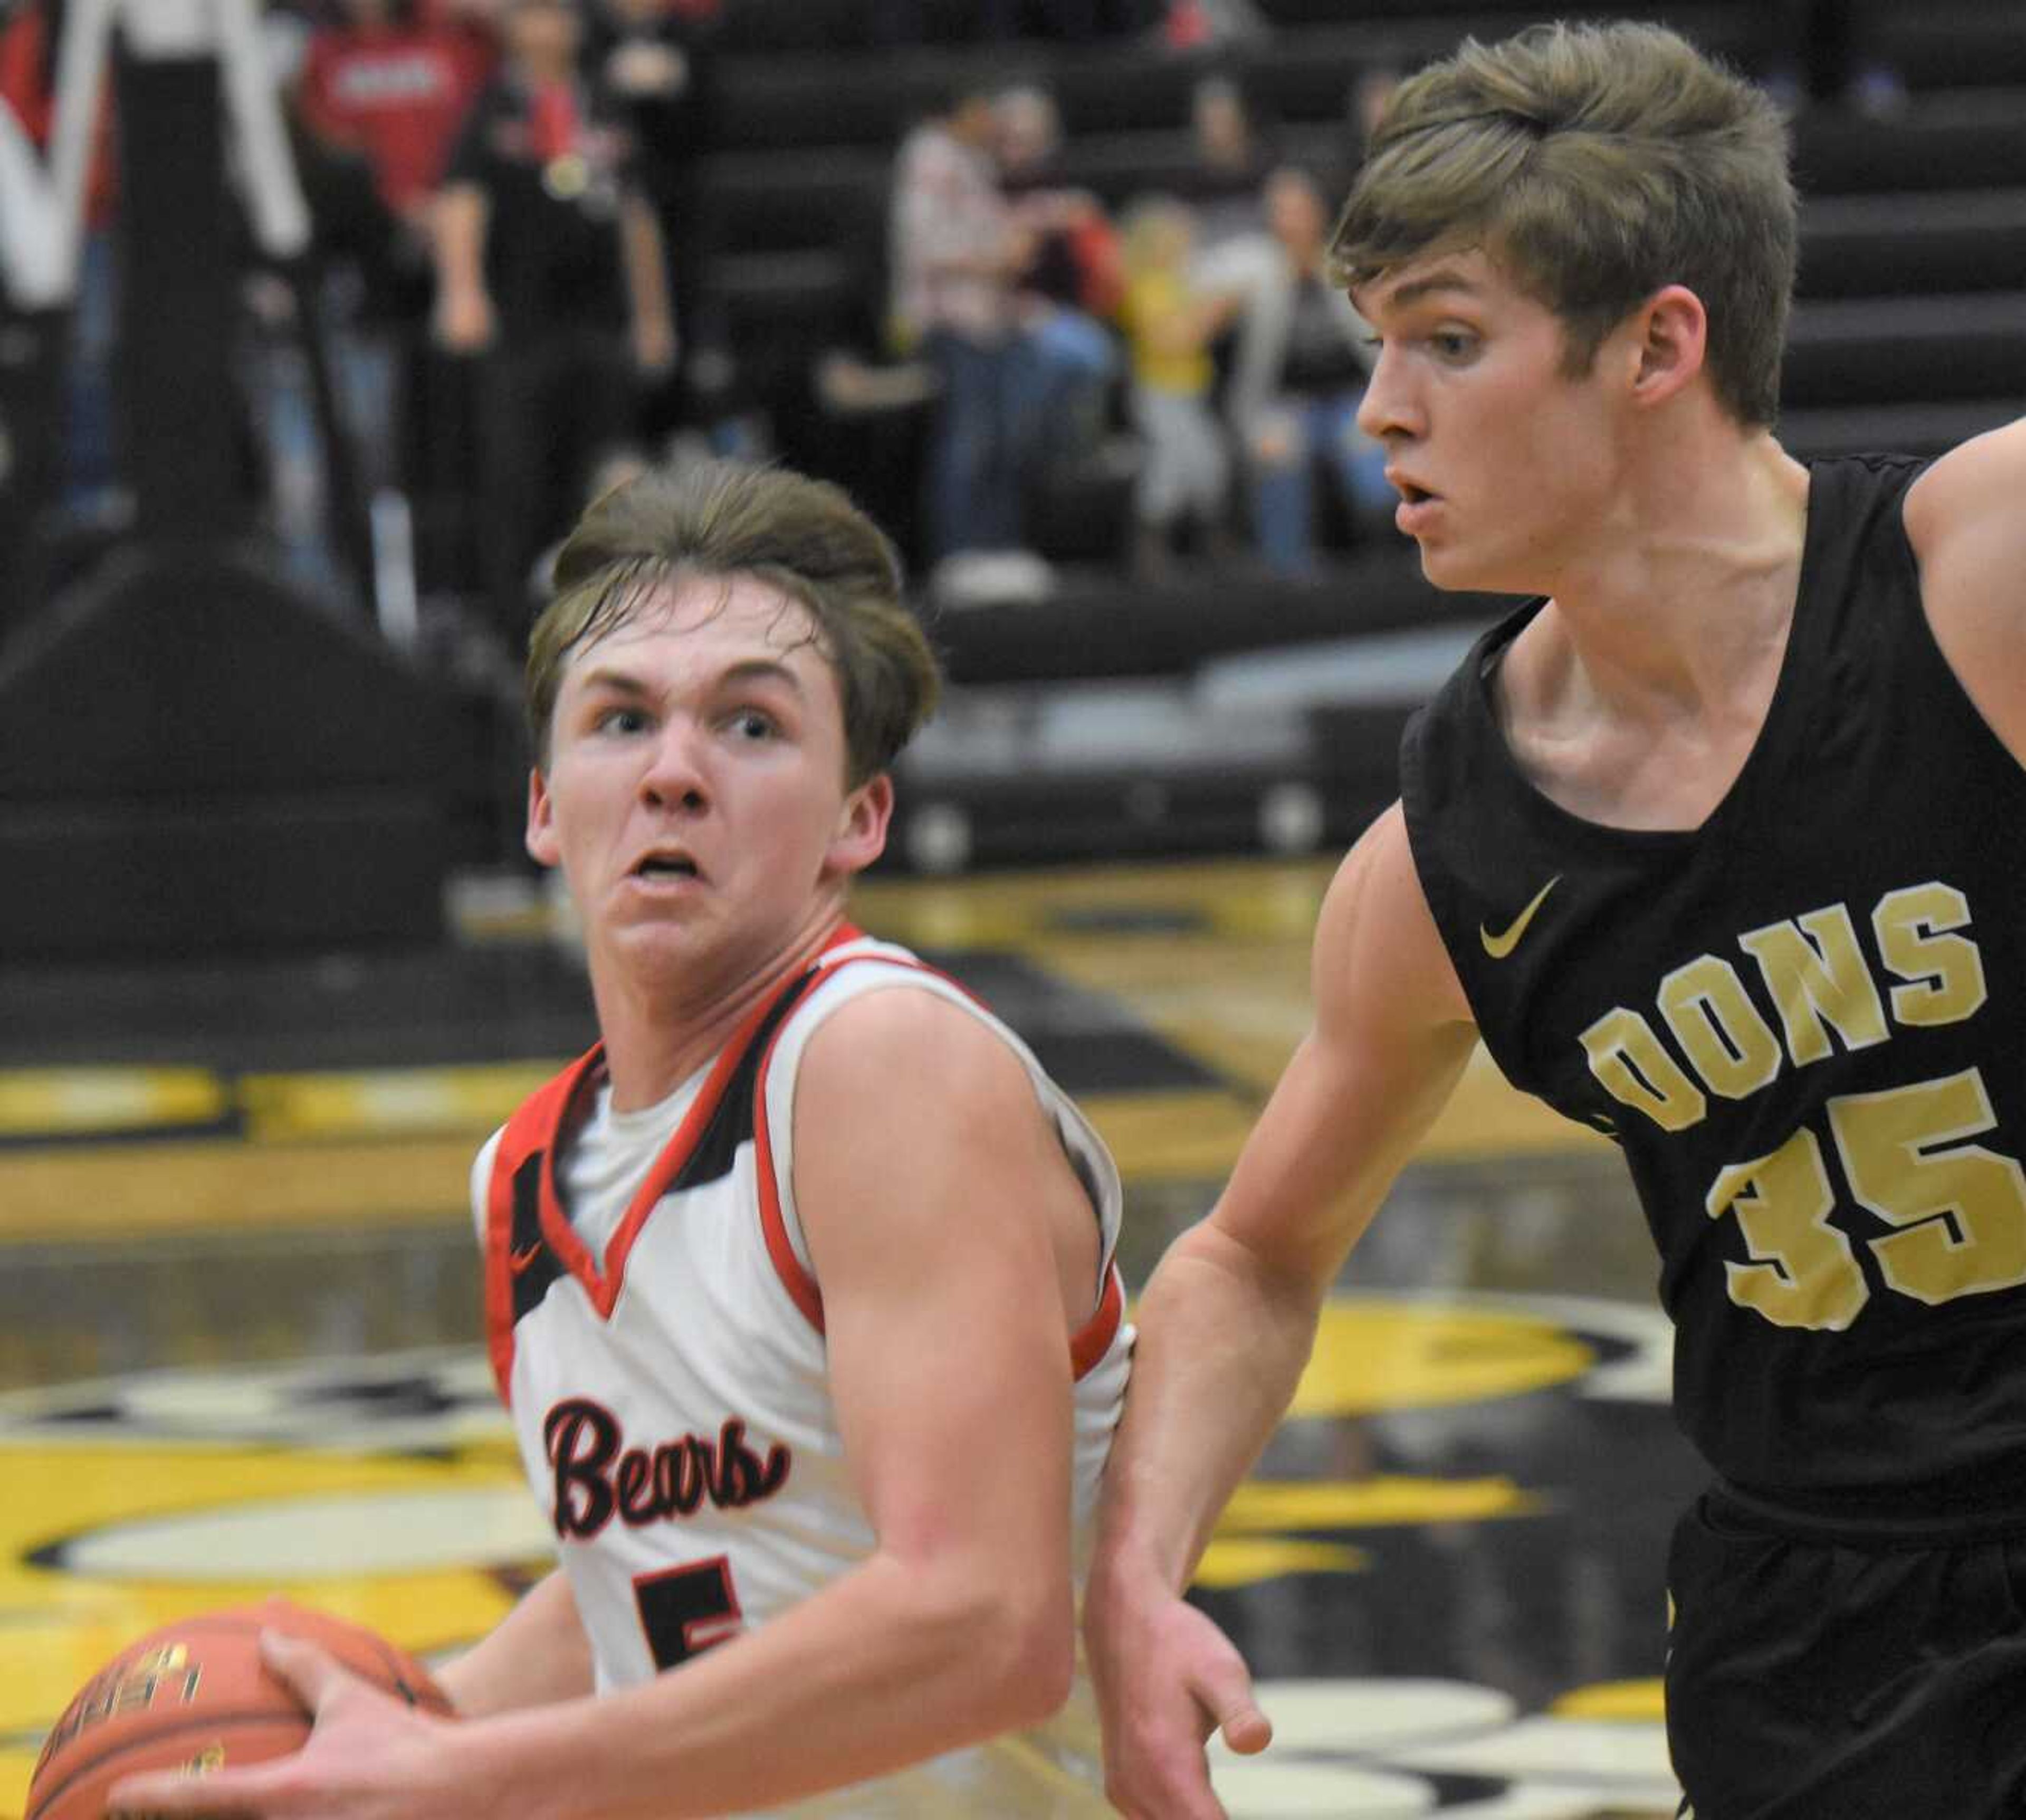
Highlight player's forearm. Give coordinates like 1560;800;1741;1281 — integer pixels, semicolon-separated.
434;1569;594;1718
449;1548;1071;1817
1096;1219;1324;1593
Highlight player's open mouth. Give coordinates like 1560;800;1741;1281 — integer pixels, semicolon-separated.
633;853;701;880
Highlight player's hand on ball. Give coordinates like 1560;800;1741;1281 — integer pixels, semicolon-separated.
109;1632;468;1820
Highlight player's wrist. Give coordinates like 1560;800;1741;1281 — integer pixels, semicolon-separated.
1087;1523;1187;1614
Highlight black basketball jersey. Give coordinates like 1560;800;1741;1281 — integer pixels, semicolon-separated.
1400;454;2026;1519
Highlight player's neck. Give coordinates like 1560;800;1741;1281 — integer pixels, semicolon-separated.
589;901;852;1111
1543;426;1810;721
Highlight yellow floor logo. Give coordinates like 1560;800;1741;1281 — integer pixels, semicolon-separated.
0;1295;1681;1817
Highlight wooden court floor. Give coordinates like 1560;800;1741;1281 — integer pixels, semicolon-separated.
0;856;1694;1817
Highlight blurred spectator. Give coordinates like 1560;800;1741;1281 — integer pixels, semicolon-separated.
1335;63;1401;187
888;79;1033;567
1158;0;1269;58
293;2;497;511
584;0;719;436
0;0;119;516
242;11;408;595
996;83;1121;480
433;0;674;635
1181;72;1273;251
1117;195;1239;578
1204;165;1391;576
298;0;497;235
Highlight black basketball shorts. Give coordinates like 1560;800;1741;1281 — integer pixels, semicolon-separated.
1666;1487;2026;1818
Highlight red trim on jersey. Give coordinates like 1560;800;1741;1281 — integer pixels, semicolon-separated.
750;950;921;1333
546;986;795;1321
749;942;1121;1385
1071;1262;1126;1381
486;926;872;1383
485;1050;601;1404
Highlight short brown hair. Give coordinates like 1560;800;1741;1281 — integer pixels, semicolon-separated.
526;459;942;785
1331;21;1796;426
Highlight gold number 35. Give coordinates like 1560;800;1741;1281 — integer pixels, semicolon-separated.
1706;1068;2026;1331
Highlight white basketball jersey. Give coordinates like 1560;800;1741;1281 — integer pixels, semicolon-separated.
473;929;1132;1816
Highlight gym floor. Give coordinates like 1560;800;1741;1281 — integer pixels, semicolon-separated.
0;856;1695;1818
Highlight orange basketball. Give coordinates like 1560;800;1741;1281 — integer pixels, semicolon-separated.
26;1597;453;1820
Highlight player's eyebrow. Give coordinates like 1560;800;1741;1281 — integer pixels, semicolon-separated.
716;659;807;696
1376;265;1485;310
575;659;807;699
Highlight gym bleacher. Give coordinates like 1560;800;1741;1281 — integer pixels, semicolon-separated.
1;1;2020;957
664;0;2025;872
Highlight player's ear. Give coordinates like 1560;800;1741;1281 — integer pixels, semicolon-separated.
1629;284;1707;406
527;768;560;869
827;773;893;878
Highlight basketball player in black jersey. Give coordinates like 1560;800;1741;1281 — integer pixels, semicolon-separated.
1086;20;2026;1819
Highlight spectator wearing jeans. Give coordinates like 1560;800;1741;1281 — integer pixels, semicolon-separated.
1205;165;1392;575
888;81;1031;563
996;83;1121;481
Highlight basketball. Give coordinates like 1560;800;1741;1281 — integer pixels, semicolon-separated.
25;1598;452;1820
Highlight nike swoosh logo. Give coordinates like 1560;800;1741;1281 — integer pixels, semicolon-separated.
1480;876;1561;959
509;1243;543;1276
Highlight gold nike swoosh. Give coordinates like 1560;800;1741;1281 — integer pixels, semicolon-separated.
1480;876;1561;959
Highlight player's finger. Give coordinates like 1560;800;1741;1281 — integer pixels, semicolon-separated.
1216;1700;1273;1755
1194;1654;1272;1755
259;1628;349;1711
109;1765;269;1816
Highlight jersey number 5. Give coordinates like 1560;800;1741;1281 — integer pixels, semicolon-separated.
634;1556;743;1668
1706;1066;2026;1330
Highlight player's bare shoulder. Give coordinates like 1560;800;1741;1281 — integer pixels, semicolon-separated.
1901;416;2026;765
1314;803;1474;1037
796;977;1028;1117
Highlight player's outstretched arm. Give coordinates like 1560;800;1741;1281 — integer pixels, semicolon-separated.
1904;413;2026;765
1087;802;1479;1820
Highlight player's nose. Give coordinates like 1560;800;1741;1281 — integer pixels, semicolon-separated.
1357;346;1419;443
639;720;710;812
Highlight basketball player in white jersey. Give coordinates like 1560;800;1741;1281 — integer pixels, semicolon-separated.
111;460;1132;1818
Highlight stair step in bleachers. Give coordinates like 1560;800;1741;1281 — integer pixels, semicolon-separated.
1783;292;2026;409
924;550;1489;687
704;6;1762;154
1871;6;2026;91
1780;398;2022;461
1798;189;2026;299
1793;88;2026;194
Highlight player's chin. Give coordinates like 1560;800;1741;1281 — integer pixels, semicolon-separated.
1412;538;1478;591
